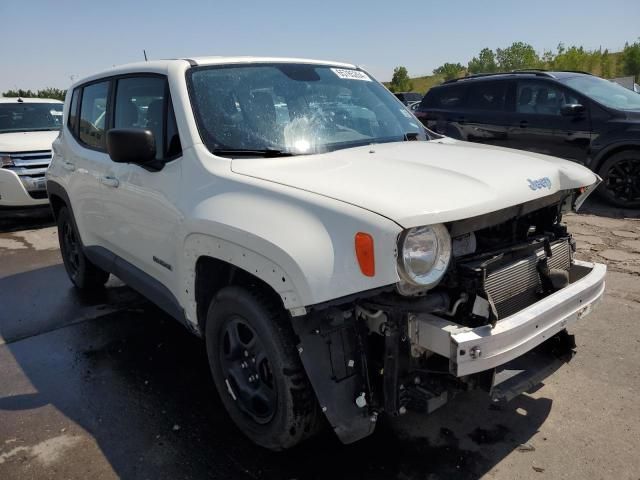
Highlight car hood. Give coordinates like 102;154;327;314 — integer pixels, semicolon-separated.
0;131;59;152
231;139;598;228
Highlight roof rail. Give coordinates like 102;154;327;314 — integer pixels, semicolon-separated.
442;70;556;84
555;70;594;76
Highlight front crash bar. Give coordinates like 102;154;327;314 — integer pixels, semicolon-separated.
409;260;606;377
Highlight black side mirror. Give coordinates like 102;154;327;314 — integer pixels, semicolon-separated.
107;128;156;165
560;103;585;117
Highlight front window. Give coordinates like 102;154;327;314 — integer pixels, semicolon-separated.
187;63;427;156
559;75;640;111
0;102;63;134
516;81;578;116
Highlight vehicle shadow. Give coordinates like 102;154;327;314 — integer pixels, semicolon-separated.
579;195;640;219
0;266;553;479
0;207;54;233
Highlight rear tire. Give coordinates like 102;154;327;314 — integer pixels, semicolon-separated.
205;286;320;450
57;206;110;290
597;150;640;208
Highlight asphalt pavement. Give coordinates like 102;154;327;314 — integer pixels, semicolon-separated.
0;201;639;480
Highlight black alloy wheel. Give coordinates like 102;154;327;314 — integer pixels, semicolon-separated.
599;151;640;208
60;217;81;276
205;286;321;450
218;316;277;424
56;206;110;290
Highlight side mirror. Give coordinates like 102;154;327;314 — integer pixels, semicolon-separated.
106;128;156;165
560;104;585;117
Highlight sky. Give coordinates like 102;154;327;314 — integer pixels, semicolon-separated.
1;0;638;93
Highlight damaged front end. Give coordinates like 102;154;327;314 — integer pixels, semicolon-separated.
292;188;606;444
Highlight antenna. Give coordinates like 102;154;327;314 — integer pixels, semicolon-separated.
143;49;148;61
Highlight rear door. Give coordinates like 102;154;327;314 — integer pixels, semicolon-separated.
414;84;469;139
460;79;513;146
505;79;591;161
64;79;116;247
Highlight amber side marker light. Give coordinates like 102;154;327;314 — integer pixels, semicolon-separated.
355;232;375;277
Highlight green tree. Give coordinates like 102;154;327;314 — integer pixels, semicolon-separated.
388;66;413;92
601;49;613;78
36;88;67;101
467;48;497;74
496;42;541;71
552;44;590;71
433;62;465;80
622;40;640;80
2;87;66;101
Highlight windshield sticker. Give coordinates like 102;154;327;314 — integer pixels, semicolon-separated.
399;109;412;118
331;68;371;81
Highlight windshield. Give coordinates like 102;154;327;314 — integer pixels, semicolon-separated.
0;102;63;133
188;63;427;156
560;75;640;111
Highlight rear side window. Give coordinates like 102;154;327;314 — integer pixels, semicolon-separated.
113;75;182;160
423;85;467;109
68;89;80;134
79;81;109;149
467;81;508;111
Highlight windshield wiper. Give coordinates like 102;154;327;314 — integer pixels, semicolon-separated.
212;148;296;158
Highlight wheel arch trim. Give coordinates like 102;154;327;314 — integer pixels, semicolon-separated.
591;141;640;172
182;233;310;330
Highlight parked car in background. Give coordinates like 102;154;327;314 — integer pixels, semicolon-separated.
394;91;423;106
48;57;604;450
414;71;640;207
0;97;63;207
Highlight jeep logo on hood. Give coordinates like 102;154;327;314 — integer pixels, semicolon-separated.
527;177;552;191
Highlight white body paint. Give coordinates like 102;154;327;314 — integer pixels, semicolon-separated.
48;57;602;332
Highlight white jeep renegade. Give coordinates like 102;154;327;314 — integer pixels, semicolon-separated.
47;57;606;450
1;97;63;207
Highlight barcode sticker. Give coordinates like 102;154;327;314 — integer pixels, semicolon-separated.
331;68;371;81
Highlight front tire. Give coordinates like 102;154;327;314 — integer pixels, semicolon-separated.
57;206;110;290
205;286;320;450
597;150;640;208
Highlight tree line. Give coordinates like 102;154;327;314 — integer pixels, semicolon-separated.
1;87;66;101
389;39;640;93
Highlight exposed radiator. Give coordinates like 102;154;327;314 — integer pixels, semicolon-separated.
484;240;572;318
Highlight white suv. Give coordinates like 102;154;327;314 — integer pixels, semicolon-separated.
0;97;63;207
47;57;606;450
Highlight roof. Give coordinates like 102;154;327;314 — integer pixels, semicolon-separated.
187;56;356;69
72;56;358;88
439;70;593;86
0;97;63;104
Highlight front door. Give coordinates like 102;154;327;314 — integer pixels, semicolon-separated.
506;80;591;162
101;75;183;291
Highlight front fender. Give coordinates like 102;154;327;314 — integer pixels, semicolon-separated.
178;189;402;322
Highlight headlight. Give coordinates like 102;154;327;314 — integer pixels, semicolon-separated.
397;224;451;290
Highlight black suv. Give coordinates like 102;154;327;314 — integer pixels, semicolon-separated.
394;91;423;106
414;71;640;207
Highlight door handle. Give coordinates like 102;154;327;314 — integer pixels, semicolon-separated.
100;176;120;188
62;161;75;171
519;120;528;128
